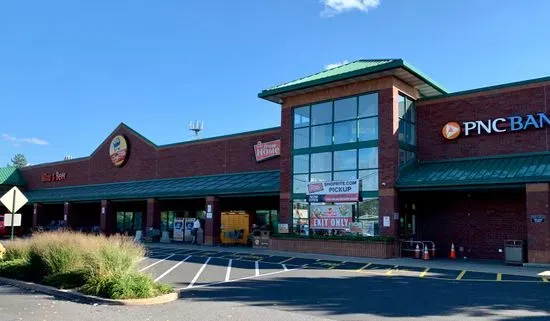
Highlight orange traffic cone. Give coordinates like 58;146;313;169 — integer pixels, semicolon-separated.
449;242;456;260
431;244;436;258
423;245;430;260
414;244;421;259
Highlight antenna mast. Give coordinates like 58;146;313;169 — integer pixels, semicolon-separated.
189;120;204;140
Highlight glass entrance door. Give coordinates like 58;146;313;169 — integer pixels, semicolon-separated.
116;211;142;235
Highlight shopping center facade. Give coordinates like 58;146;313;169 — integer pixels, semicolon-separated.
1;58;550;263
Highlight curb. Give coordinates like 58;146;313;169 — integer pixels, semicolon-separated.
524;263;550;268
0;276;179;305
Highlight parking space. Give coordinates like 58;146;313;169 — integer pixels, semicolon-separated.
140;245;549;291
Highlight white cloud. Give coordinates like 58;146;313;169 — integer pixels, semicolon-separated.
321;0;381;17
325;60;349;70
1;134;49;146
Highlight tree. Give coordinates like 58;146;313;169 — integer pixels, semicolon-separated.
10;153;28;168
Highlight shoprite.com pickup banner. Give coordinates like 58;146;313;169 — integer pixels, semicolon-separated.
306;179;361;202
310;204;353;229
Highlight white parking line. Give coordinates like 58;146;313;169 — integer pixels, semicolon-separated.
255;261;260;276
177;267;301;291
139;254;175;272
186;257;211;289
225;259;232;282
282;264;288;271
154;256;192;282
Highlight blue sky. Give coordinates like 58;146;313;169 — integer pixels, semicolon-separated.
1;0;550;165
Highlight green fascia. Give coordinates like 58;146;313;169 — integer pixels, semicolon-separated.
258;59;448;100
419;75;550;103
418;151;550;165
397;184;525;192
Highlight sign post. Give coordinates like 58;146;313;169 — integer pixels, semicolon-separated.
0;187;28;240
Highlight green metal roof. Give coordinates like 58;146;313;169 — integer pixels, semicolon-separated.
397;153;550;190
258;59;447;101
26;170;279;203
0;167;25;186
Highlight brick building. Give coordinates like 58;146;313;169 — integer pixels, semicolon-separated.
1;58;549;263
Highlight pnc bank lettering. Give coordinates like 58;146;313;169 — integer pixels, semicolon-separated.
458;113;550;137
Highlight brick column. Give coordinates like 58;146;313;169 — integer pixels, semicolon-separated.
377;88;400;238
100;200;114;234
279;105;292;226
204;196;221;245
32;203;41;229
526;183;550;263
63;202;71;227
146;198;161;236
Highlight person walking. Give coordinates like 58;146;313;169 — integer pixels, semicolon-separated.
192;218;201;245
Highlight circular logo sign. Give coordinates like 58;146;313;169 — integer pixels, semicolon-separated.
109;135;128;167
442;122;461;140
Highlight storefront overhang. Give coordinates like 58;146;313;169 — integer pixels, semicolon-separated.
396;153;550;191
0;166;25;186
26;170;280;203
258;59;448;103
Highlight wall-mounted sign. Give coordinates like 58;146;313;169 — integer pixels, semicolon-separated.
531;215;545;223
254;139;280;162
310;204;352;230
306;179;361;203
278;223;289;234
443;112;550;140
41;172;67;183
109;135;129;167
383;216;391;227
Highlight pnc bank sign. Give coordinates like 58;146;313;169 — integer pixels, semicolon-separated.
442;112;550;140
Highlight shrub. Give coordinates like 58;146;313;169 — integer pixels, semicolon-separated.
82;272;172;300
0;258;32;281
0;231;171;299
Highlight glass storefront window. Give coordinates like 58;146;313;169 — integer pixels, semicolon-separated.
311;102;332;125
293;154;309;174
161;211;175;233
358;117;378;141
310;172;332;182
334;120;357;145
359;147;378;169
358;198;379;236
294;106;310;128
333;170;357;181
116;212;142;233
293;174;309;194
358;93;378;117
334;149;356;171
310;152;332;172
293;127;309;149
334;97;357;121
292;200;309;234
398;93;416;146
359;169;379;191
311;124;332;147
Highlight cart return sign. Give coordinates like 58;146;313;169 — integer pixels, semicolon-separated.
306;179;361;203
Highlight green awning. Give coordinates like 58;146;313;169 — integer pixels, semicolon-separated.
26;170;279;203
0;167;25;186
397;153;550;190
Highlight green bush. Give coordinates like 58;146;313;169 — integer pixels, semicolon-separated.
0;231;172;299
0;259;32;281
82;272;173;300
272;232;395;243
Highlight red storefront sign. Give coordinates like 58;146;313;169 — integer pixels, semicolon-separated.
41;172;67;183
254;139;281;162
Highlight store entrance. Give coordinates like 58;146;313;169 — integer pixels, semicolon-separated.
116;211;143;236
399;202;417;240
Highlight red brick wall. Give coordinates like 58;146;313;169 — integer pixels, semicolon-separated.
20;124;280;189
410;190;526;260
416;83;550;161
525;184;550;263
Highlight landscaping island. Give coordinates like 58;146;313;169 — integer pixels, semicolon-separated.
0;232;173;300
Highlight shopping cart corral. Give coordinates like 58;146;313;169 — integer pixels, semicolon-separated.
400;240;436;258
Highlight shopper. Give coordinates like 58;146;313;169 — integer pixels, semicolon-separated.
192;218;201;245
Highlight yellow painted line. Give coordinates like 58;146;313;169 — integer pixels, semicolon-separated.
456;270;466;280
419;268;430;278
357;263;371;272
278;257;294;264
386;265;398;276
543;277;549;283
497;273;502;281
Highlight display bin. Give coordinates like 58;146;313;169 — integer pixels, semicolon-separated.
504;240;524;265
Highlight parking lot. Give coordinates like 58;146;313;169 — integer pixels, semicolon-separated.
140;245;549;291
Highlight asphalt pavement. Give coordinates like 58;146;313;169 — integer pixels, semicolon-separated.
1;245;549;320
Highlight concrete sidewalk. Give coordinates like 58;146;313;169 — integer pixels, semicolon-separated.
146;242;549;278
